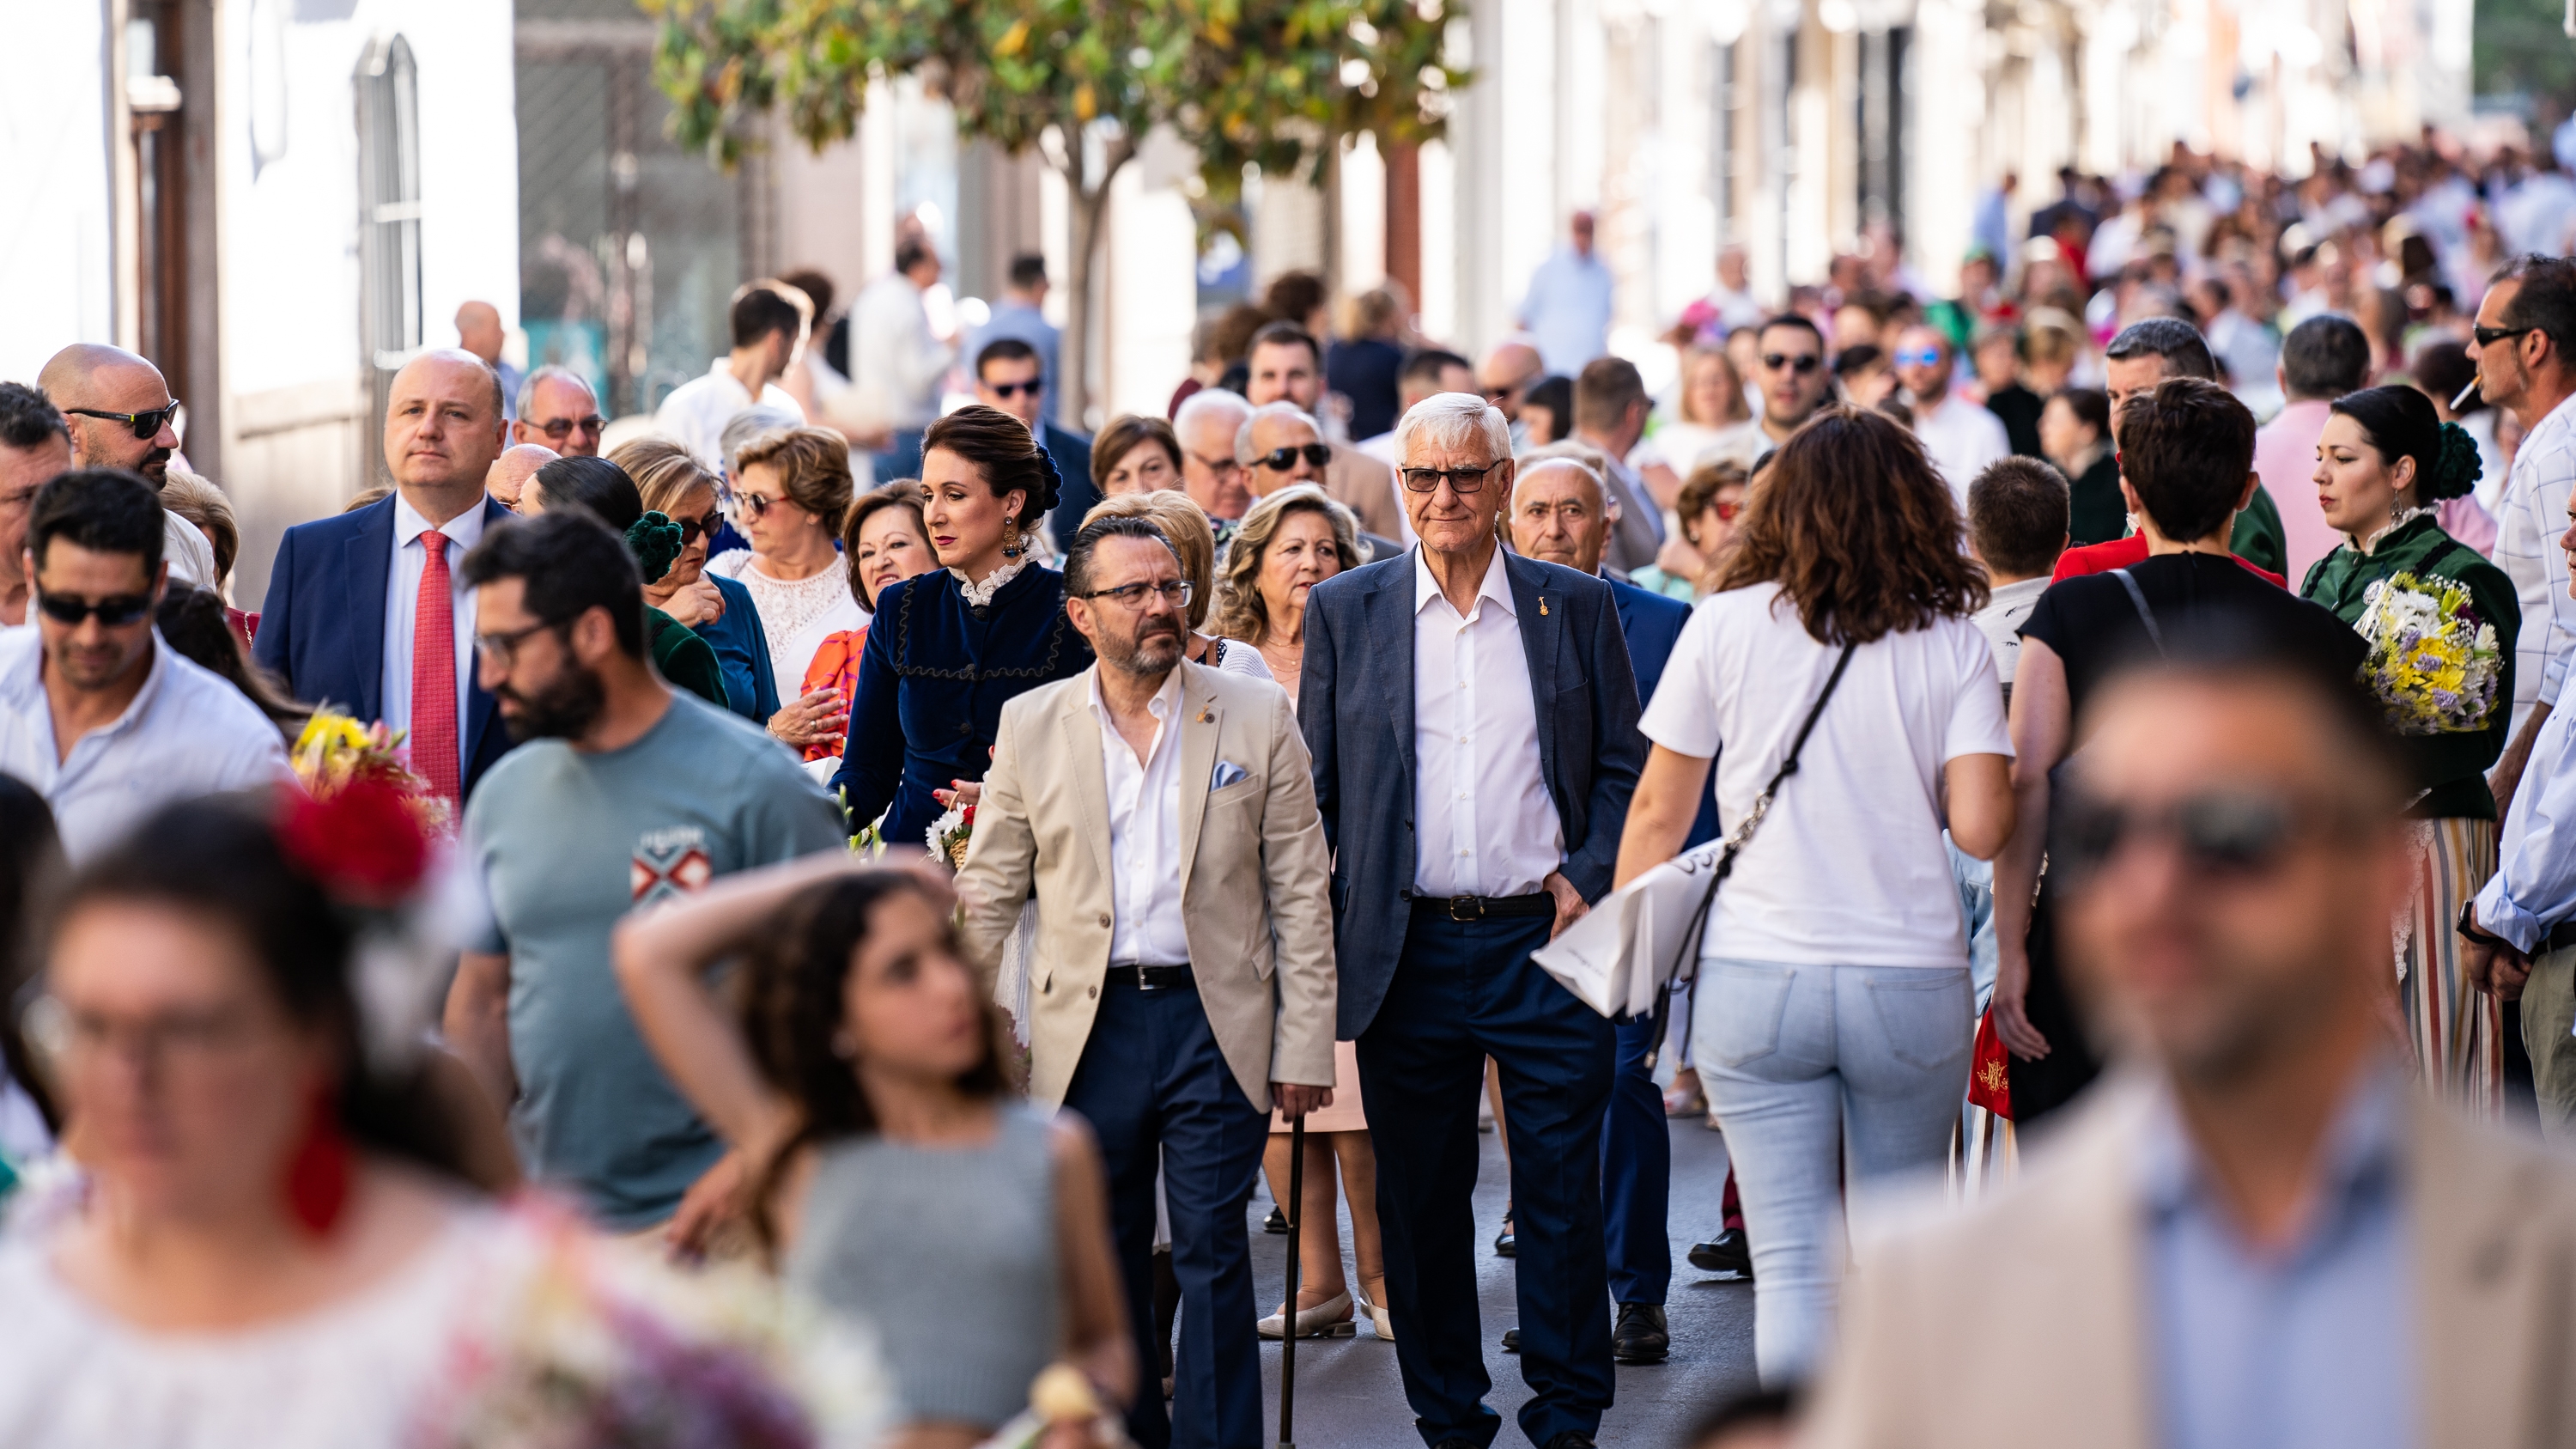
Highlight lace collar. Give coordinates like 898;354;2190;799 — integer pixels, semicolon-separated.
2355;506;2440;556
949;556;1031;609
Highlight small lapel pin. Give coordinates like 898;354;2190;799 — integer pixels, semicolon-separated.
1197;708;1214;723
1539;594;1549;617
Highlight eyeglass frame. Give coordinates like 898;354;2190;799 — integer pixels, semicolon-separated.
1759;351;1824;374
32;586;155;628
63;402;181;440
471;617;567;666
1400;460;1504;495
1075;579;1194;611
1253;442;1333;472
2472;324;2537;350
983;379;1044;399
526;412;605;441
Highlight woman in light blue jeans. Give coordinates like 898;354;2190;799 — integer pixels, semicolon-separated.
1618;408;2016;1384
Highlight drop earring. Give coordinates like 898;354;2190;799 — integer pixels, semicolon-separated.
1001;520;1024;559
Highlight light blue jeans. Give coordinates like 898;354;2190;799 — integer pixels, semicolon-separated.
1693;958;1974;1385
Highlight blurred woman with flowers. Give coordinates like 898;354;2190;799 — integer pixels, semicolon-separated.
616;856;1133;1449
2301;383;2518;1112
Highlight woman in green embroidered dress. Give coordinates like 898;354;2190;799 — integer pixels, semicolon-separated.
2301;384;2518;1114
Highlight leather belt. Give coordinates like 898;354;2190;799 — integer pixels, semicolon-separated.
1109;961;1195;992
1410;892;1556;922
2549;922;2576;955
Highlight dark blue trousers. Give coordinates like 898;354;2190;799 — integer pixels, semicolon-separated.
1062;979;1270;1449
1357;911;1618;1449
1601;1010;1671;1306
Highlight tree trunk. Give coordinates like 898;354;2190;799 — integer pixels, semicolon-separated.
1056;127;1133;433
1321;130;1343;310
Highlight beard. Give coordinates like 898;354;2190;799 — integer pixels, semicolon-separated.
1099;615;1185;677
495;661;607;741
137;447;170;484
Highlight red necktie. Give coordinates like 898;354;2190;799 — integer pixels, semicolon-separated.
410;530;461;804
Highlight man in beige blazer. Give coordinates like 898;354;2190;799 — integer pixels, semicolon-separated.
957;514;1335;1449
1802;633;2576;1449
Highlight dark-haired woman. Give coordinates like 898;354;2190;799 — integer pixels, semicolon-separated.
1610;407;2016;1384
0;795;526;1445
616;856;1133;1449
0;778;60;1196
155;585;311;737
2039;387;2123;545
2304;384;2518;1113
831;405;1093;846
523;454;731;709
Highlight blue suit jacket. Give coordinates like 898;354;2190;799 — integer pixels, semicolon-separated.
252;494;516;796
1300;548;1645;1038
1041;421;1099;547
1607;575;1720;848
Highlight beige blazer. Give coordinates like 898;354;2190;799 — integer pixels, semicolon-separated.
1801;1072;2576;1449
955;661;1338;1110
1325;443;1406;541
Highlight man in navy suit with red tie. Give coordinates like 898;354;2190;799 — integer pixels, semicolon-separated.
254;350;519;802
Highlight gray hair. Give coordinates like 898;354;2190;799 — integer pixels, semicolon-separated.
1173;387;1251;446
1394;392;1512;468
720;405;805;475
1235;400;1320;465
516;364;597;418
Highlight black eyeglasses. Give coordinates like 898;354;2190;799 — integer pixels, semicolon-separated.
34;590;154;627
2053;790;2339;887
1400;461;1501;494
1761;353;1823;375
1078;579;1193;610
985;380;1043;399
64;403;179;440
1187;451;1242;476
2472;324;2537;349
1255;443;1332;472
471;618;561;665
529;413;604;441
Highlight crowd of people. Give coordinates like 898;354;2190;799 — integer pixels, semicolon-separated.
6;125;2576;1449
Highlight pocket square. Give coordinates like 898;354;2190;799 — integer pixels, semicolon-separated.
1210;759;1251;791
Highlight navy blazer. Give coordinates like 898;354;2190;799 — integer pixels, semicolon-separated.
1039;422;1099;547
1300;547;1646;1038
252;494;516;796
1607;575;1720;848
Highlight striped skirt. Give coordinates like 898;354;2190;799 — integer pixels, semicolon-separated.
2397;817;2501;1117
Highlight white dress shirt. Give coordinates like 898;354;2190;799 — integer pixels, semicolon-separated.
651;359;805;472
0;628;292;862
1093;667;1192;965
379;496;486;752
1911;393;2013;504
1412;546;1563;898
2496;392;2576;734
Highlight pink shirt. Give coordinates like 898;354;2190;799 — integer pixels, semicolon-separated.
2253;400;2343;587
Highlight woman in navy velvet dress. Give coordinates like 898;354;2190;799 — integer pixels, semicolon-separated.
833;405;1092;844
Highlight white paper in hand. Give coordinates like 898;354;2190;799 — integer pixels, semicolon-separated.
1532;841;1731;1019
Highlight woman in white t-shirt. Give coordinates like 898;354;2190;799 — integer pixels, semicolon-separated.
1613;407;2015;1385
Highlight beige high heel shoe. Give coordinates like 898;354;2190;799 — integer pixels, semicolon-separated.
1257;1289;1357;1339
1357;1290;1394;1342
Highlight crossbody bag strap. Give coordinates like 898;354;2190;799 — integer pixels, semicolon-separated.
2109;567;2165;654
1671;640;1860;999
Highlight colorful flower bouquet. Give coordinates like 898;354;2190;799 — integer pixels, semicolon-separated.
928;801;975;871
2355;571;2504;736
292;709;453;838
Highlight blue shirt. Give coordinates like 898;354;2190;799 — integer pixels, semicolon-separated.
1517;247;1615;375
2476;696;2576;953
2142;1068;2411;1449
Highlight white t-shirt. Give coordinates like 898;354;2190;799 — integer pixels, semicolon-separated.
1638;584;2012;968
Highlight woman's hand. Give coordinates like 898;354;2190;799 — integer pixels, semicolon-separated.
932;780;984;811
766;686;848;752
1990;941;2052;1060
659;577;726;628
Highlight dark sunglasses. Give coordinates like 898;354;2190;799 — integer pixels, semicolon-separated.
530;413;604;441
673;509;718;546
2472;324;2537;349
1255;443;1333;472
1761;353;1822;374
64;403;179;440
985;380;1043;399
35;590;154;627
1400;461;1501;495
2053;790;2334;887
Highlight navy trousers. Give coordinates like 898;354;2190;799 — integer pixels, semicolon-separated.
1601;1010;1671;1306
1062;978;1270;1449
1357;911;1618;1449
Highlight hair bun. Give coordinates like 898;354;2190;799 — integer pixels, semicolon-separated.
1029;443;1064;520
2428;420;2483;502
625;510;683;585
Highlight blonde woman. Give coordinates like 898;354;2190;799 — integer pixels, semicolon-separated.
1643;346;1753;478
1212;484;1362;709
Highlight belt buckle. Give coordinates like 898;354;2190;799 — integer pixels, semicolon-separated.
1447;894;1481;923
1132;963;1157;990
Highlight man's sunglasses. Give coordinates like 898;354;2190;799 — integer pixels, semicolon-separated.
1255;443;1333;472
1401;462;1501;495
64;403;179;440
529;414;604;441
2053;790;2336;887
1893;348;1944;368
1761;353;1822;374
2472;324;2537;349
985;380;1043;399
35;590;153;627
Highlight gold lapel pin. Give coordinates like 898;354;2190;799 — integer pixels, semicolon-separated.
1540;594;1549;617
1197;708;1214;723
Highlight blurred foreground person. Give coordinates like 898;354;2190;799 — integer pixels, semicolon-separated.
1802;630;2576;1449
617;860;1134;1449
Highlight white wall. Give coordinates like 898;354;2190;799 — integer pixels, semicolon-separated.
0;1;116;383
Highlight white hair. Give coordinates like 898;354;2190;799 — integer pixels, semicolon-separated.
1235;400;1319;465
1172;387;1252;447
1394;391;1512;467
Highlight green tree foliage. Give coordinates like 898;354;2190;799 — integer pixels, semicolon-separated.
643;0;1465;420
2473;0;2576;111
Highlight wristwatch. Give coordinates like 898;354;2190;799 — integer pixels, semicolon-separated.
2458;901;2508;947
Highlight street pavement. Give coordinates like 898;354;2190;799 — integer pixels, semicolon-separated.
1236;1114;1756;1447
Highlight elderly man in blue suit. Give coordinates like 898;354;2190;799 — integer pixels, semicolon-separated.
254;350;518;802
1504;447;1719;1367
1301;393;1644;1449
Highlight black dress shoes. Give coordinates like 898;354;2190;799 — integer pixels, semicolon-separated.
1542;1433;1597;1449
1500;1326;1520;1353
1687;1227;1753;1278
1611;1302;1668;1363
1264;1203;1288;1234
1492;1212;1516;1257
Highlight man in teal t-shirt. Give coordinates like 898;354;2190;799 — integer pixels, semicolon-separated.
444;513;843;1232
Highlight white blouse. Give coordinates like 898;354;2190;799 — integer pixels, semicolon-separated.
707;549;868;694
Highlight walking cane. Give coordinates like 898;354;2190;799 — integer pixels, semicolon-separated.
1277;1110;1305;1449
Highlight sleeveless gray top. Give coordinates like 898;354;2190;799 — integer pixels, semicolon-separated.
784;1104;1062;1427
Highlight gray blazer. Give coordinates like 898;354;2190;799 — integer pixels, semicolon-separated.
1299;546;1645;1038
